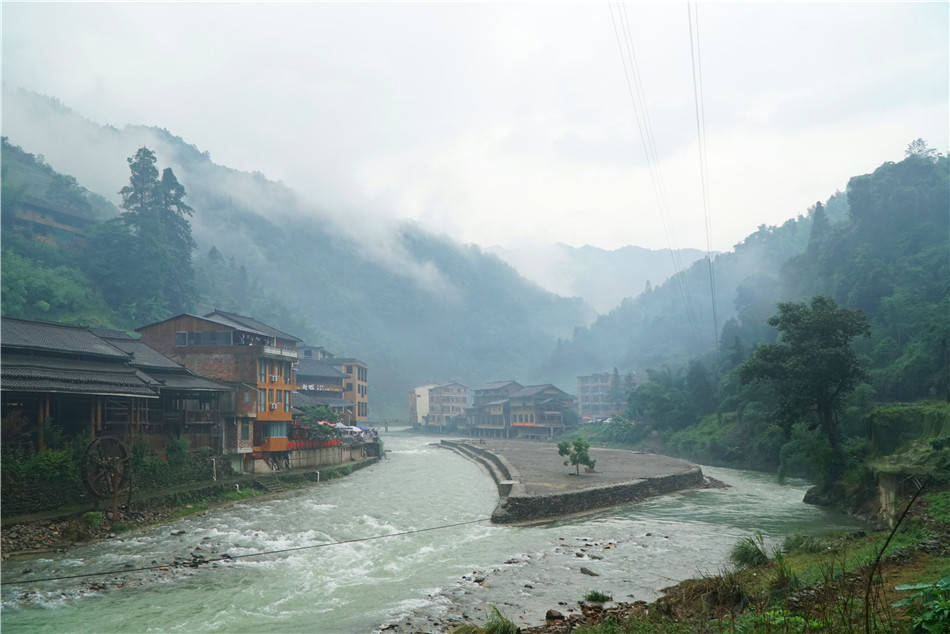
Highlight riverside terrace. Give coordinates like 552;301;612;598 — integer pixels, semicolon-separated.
440;439;709;523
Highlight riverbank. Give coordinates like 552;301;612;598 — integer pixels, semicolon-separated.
466;487;950;633
440;439;709;523
1;457;379;558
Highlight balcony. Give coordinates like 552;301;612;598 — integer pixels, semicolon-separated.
253;437;289;452
262;345;298;360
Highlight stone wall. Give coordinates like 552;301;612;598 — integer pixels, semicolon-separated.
491;467;705;524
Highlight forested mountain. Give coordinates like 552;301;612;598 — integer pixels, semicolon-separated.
487;243;708;314
599;144;949;485
539;191;852;388
1;88;591;417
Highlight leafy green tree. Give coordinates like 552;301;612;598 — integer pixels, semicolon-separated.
686;359;716;415
558;437;596;474
45;172;93;216
739;296;870;484
299;405;339;425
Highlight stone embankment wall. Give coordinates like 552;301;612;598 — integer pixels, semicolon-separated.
491;467;704;523
440;440;703;524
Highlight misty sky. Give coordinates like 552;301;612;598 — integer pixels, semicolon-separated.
2;2;947;252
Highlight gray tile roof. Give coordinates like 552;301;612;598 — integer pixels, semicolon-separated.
475;380;521;391
296;358;345;379
1;318;130;360
135;313;272;338
89;327;136;340
509;384;569;399
293;391;354;409
148;372;231;392
103;338;184;370
204;310;301;342
1;354;158;398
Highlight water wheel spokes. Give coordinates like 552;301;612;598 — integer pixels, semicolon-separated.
83;436;131;499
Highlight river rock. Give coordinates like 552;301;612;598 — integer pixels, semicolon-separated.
580;567;599;576
545;609;565;621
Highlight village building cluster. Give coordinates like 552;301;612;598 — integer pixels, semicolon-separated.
1;313;369;475
409;380;576;440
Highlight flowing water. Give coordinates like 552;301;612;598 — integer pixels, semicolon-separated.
1;432;863;632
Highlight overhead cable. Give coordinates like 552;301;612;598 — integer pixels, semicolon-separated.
2;517;490;586
608;2;698;333
687;2;721;356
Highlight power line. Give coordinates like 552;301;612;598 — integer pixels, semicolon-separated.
687;2;720;357
2;517;490;586
607;2;698;333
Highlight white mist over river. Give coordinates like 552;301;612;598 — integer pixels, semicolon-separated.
2;432;863;632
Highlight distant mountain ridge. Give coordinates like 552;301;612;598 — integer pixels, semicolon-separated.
1;87;592;417
487;242;708;314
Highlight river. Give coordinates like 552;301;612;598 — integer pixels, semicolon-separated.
1;431;864;632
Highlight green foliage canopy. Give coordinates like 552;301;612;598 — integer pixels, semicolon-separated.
558;437;596;475
739;296;870;483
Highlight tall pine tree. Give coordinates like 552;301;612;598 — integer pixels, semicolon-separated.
84;147;197;323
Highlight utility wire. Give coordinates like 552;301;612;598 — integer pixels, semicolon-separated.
608;2;698;333
2;517;490;586
687;2;721;359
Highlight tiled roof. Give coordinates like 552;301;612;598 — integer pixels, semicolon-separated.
103;338;184;370
510;384;567;399
135;313;272;338
89;327;135;340
475;380;521;391
1;354;157;398
147;372;231;392
432;381;467;390
204;310;301;342
296;358;344;379
1;318;130;360
293;391;354;409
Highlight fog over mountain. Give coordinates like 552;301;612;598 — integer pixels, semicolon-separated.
488;243;708;314
2;87;594;416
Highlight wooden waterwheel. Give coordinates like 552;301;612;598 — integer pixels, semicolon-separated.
82;436;131;500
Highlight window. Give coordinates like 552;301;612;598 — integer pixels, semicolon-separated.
241;423;250;441
346;382;353;392
346;365;353;375
268;389;274;404
259;360;266;383
304;349;312;358
175;331;188;346
258;390;265;412
244;391;250;403
284;390;290;411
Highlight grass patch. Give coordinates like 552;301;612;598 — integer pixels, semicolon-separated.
783;533;833;554
82;511;104;529
585;590;613;603
730;531;770;568
222;487;261;502
451;606;518;634
924;490;950;524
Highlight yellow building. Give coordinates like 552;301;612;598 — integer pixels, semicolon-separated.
331;358;368;422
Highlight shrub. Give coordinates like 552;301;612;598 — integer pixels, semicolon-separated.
585;590;612;602
782;534;829;554
482;606;518;634
894;575;950;633
730;532;769;568
82;511;104;529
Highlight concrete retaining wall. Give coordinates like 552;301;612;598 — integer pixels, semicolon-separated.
491;467;704;523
